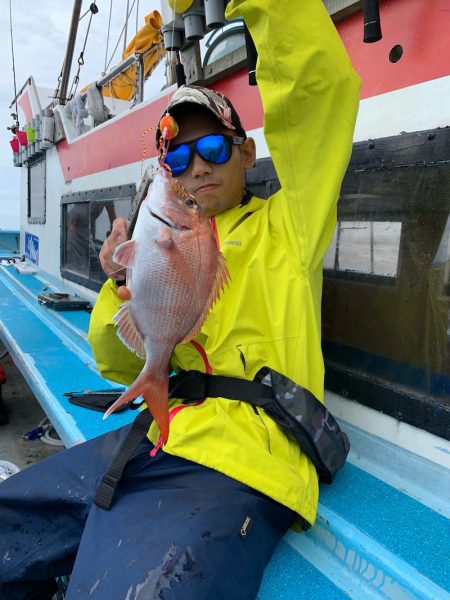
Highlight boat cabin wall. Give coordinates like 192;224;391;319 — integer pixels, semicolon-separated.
19;146;64;277
322;0;450;447
14;0;450;449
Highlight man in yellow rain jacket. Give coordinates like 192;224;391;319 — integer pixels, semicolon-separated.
93;0;360;522
0;1;359;598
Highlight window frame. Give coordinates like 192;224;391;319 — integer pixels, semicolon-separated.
27;154;46;225
60;183;136;291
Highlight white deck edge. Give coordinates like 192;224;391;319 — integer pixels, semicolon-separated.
326;390;450;469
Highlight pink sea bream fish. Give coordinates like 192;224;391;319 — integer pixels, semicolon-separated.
103;168;230;443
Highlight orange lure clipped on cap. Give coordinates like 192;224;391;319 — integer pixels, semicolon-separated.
159;114;179;173
159;114;179;140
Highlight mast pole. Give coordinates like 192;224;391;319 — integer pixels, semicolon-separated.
58;0;83;105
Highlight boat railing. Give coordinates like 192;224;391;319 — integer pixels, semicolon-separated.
53;42;165;143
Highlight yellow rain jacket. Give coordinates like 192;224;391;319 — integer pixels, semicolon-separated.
88;0;360;526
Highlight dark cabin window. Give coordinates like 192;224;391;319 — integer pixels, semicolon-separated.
322;129;450;439
323;220;402;282
27;155;46;224
245;129;450;439
61;184;135;291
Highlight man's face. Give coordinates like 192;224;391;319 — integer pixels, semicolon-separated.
170;112;256;218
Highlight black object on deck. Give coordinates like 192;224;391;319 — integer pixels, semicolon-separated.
37;293;91;312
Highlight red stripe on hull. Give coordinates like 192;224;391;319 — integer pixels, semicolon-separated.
57;70;263;180
57;0;449;180
210;70;264;132
337;0;450;99
58;93;169;181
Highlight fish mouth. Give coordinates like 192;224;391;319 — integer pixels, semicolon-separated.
150;209;176;228
150;209;191;231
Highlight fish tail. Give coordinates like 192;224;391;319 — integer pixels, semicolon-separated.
103;367;170;443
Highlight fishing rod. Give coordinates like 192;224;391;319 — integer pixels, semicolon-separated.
363;0;382;43
243;23;257;86
243;0;383;87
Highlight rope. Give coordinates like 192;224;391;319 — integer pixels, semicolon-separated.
124;0;131;54
136;3;177;181
8;0;19;124
53;69;63;104
79;2;98;22
79;6;92;21
105;0;137;72
136;0;140;36
22;418;65;447
140;125;157;181
103;0;114;75
39;418;65;447
68;7;97;100
0;241;19;254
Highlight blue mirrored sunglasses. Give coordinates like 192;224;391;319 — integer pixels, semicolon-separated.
163;133;245;177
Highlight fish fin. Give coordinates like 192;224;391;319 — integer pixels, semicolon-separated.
156;235;194;287
216;252;231;297
113;239;136;268
104;368;170;444
156;228;174;249
180;252;231;343
113;303;146;358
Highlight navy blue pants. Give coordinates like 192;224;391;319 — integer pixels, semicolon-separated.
0;424;295;599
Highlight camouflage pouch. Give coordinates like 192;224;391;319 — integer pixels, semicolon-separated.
257;368;350;483
169;367;350;484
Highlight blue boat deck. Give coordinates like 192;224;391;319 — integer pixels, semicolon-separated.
0;262;449;599
0;263;135;446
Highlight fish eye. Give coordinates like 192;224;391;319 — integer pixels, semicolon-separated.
185;198;195;207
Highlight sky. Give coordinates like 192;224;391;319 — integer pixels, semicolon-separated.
0;0;165;230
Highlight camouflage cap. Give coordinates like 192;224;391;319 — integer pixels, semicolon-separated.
156;84;247;145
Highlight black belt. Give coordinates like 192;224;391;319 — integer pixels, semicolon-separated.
94;371;272;510
94;409;153;510
94;369;349;509
169;370;274;404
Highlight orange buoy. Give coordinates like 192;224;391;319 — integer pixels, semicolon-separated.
159;114;179;140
